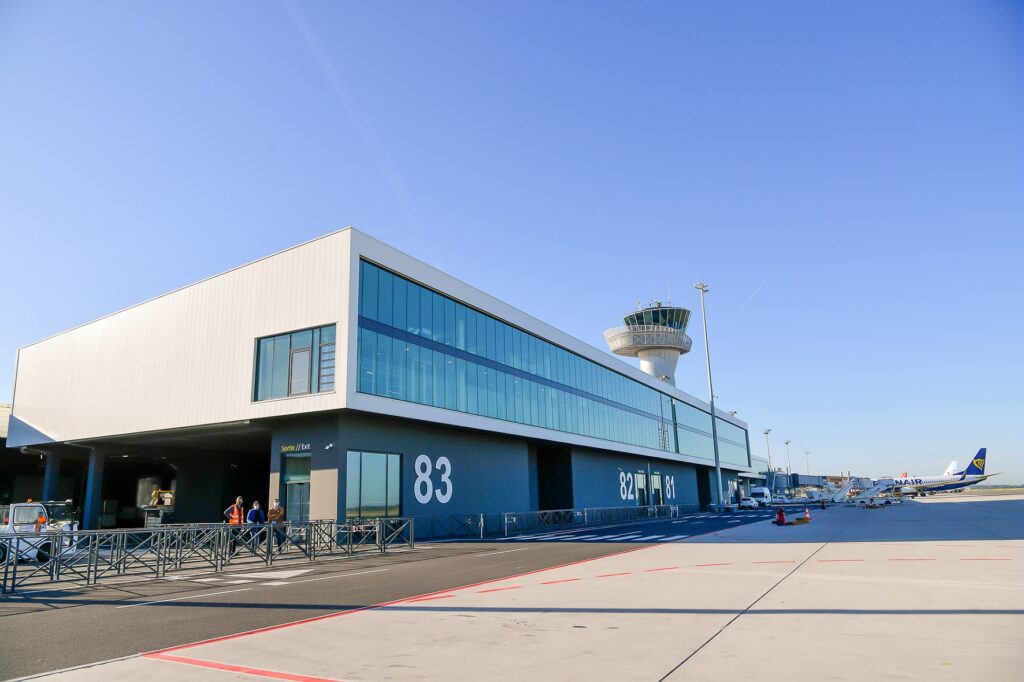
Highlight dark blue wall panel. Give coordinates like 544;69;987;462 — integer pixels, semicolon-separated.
570;447;701;508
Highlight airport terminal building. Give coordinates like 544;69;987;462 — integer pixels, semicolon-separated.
6;229;754;530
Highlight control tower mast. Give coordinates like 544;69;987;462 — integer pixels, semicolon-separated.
603;301;692;386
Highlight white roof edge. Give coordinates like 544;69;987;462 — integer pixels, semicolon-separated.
15;228;354;352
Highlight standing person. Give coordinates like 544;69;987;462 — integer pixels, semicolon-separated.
223;496;245;552
247;501;266;547
267;498;285;548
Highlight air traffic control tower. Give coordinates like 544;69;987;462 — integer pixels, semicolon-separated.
603;302;692;386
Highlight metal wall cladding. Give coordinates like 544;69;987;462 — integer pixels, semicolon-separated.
11;232;352;443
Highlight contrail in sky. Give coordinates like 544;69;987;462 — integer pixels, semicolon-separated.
282;0;435;263
726;274;770;329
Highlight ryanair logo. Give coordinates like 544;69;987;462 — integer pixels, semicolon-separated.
972;458;984;471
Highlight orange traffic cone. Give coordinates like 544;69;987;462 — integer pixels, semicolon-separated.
804;508;811;523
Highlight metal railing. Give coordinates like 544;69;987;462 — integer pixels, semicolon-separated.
501;503;696;536
0;517;415;594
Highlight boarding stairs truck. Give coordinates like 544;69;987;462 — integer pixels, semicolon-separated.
830;479;856;503
852;479;897;507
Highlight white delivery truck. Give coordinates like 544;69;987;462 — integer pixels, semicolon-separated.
0;500;79;563
749;487;773;508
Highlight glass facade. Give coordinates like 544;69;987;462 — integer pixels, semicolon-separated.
356;260;750;467
254;324;336;401
346;450;401;518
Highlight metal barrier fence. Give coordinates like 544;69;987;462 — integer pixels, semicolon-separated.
0;517;415;594
501;504;697;536
410;504;701;539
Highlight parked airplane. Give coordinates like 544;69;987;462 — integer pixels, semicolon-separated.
889;449;997;495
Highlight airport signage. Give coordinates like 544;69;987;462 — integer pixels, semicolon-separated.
281;443;312;453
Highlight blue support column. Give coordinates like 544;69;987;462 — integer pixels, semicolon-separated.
82;449;106;530
42;453;62;501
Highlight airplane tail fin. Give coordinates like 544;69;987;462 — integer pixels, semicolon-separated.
943;460;959;476
963;449;986;476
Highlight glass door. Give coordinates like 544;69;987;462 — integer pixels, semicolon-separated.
285;482;310;523
283;455;311;523
650;473;663;506
635;471;648;506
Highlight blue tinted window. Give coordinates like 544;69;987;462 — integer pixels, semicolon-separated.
393;276;407;332
354;260;749;462
378;269;394;326
360;261;378;321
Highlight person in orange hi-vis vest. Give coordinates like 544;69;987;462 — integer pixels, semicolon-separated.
223;496;245;552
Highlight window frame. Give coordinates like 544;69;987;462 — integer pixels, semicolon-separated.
253;323;338;402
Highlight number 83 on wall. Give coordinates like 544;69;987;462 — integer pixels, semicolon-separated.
414;455;453;504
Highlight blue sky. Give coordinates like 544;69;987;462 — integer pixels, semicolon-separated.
1;1;1021;482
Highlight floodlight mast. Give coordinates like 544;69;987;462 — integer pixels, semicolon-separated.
694;281;724;509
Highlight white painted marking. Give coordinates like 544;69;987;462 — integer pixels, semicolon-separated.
116;588;251;609
559;535;597;541
476;548;531;557
262;581;291;586
226;569;313;580
194;578;225;583
727;519;743;524
224;579;254;584
290;568;387;585
631;535;664;541
599;533;642;541
660;535;690;542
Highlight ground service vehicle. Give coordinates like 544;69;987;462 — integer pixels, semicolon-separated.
738;497;758;509
749;487;773;507
0;501;79;563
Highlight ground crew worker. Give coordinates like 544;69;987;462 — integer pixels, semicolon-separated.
224;496;245;552
224;496;245;525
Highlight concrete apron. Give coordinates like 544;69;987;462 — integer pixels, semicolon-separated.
31;501;1024;681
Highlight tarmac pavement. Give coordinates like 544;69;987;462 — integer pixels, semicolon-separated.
5;499;1022;681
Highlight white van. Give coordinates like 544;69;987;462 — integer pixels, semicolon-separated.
749;487;773;508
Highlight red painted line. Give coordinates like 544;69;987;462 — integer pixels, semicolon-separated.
644;566;680;572
477;585;523;593
960;558;1011;561
818;559;863;563
597;572;631;578
143;543;656;658
406;594;456;602
149;653;342;682
541;578;581;585
753;560;796;564
888;558;936;561
694;563;732;567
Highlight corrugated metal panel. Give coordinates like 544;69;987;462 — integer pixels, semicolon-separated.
11;232;351;443
0;403;10;439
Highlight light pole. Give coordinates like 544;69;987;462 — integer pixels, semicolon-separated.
784;440;793;476
763;428;773;490
694;281;724;509
804;451;810;475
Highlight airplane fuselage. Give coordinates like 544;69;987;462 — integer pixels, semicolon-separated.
891;474;992;493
